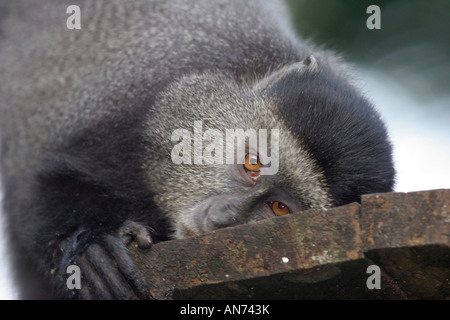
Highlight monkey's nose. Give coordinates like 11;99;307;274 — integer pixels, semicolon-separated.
205;201;240;230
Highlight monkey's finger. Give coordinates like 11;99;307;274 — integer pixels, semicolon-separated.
77;250;113;300
84;242;136;300
119;220;153;249
104;234;153;300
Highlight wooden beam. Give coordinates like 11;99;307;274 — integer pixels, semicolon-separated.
130;189;450;299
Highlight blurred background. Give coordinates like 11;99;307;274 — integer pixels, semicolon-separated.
1;0;449;299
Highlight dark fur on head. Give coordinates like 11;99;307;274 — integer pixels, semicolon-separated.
263;62;395;206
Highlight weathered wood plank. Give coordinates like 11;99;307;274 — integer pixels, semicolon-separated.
130;189;450;299
360;189;449;250
361;189;450;299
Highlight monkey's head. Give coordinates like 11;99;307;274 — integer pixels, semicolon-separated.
145;56;395;239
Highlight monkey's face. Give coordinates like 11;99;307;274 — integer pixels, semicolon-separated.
177;154;330;239
165;124;332;239
144;71;332;239
145;59;394;239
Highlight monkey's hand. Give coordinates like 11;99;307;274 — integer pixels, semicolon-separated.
74;220;153;300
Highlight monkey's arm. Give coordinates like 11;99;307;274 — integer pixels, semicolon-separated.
8;113;167;299
22;156;154;299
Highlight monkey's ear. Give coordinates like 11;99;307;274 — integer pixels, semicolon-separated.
299;55;318;73
253;55;319;93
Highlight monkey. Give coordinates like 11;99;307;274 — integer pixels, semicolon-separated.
0;0;395;299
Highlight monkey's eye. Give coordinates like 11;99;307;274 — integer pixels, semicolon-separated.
244;154;262;180
268;201;290;216
244;154;262;171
